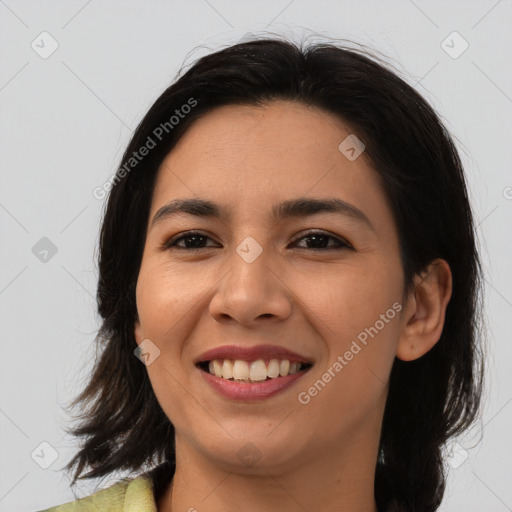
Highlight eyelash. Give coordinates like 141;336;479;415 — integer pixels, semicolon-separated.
162;230;352;252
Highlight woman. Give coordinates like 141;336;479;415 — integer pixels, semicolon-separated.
38;36;484;512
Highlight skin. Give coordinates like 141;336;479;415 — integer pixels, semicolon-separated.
134;100;452;512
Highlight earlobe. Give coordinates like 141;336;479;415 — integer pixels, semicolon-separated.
134;318;143;346
396;259;452;362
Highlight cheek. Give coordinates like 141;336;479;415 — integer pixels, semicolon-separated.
145;363;196;434
296;258;401;405
297;315;400;440
136;262;206;338
295;257;403;342
135;265;200;426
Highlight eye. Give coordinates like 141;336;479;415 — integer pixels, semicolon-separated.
162;230;351;251
162;231;219;250
290;230;351;251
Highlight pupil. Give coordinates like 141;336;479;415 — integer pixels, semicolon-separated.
308;235;327;248
188;235;205;248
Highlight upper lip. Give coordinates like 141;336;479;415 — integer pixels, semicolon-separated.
195;344;314;364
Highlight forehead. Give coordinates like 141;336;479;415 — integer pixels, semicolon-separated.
150;101;392;231
162;100;359;175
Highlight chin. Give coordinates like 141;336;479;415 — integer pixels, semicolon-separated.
199;428;306;474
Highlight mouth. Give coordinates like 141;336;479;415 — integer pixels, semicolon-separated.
194;344;315;399
196;358;313;383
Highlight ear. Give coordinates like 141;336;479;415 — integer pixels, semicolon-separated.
134;315;143;346
396;258;452;361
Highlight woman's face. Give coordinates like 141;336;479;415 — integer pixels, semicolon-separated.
134;100;407;473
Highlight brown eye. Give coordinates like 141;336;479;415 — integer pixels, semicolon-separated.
290;231;351;251
162;230;351;252
163;231;219;250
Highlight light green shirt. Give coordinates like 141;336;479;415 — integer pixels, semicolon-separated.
36;473;157;512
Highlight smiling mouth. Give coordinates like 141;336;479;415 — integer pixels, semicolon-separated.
197;358;313;383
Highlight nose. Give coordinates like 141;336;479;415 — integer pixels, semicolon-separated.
209;245;293;327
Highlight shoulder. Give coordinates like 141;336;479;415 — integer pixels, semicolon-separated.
35;473;156;512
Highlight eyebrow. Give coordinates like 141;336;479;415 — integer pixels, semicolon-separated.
151;197;375;232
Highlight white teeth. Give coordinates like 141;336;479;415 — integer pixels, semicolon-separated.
222;359;233;379
233;360;249;380
205;358;308;381
249;359;268;381
267;359;280;378
279;360;290;377
212;360;223;378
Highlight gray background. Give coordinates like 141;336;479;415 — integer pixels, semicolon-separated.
1;1;511;510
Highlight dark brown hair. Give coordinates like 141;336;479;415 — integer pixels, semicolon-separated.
62;37;484;512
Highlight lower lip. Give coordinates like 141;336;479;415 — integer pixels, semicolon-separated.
199;367;311;400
